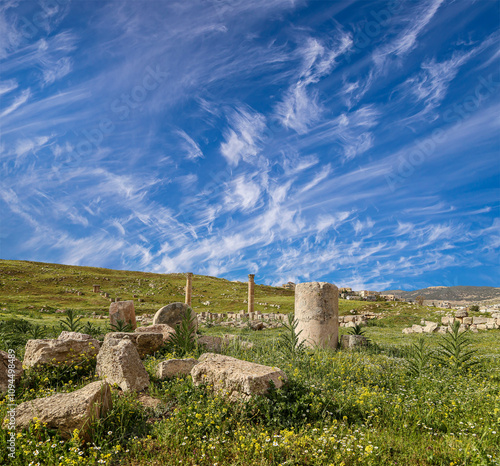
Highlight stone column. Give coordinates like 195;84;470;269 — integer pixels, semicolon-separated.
248;274;255;314
295;282;338;349
185;272;193;307
92;284;100;293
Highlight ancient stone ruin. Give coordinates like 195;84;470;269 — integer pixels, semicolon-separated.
294;281;339;349
109;300;137;330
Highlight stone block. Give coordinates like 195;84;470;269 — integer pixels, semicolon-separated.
191;353;286;399
109;300;137;330
157;358;198;379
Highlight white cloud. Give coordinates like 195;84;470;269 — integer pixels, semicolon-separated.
220;107;266;166
176;129;204;160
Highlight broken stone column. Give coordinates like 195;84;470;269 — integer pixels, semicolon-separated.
294;282;338;349
248;274;255;314
185;272;193;307
93;284;100;293
109;300;137;330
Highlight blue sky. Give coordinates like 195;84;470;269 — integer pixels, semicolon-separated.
0;0;499;290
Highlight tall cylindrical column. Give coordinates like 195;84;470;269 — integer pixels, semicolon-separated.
248;274;255;314
185;272;193;307
295;282;338;349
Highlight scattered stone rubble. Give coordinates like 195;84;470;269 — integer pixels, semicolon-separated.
402;311;500;334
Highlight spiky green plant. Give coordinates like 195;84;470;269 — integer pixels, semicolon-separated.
405;337;431;377
110;319;133;333
348;323;367;336
59;309;84;333
166;307;197;356
276;313;306;362
434;320;480;373
27;324;48;339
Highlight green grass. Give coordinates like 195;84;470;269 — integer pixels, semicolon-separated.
1;259;499;465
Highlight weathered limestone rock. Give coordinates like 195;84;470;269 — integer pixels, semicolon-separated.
153;302;198;330
441;316;453;325
402;327;413;334
23;336;100;369
197;335;224;352
294;282;338;349
135;324;175;343
455;310;468;318
102;332;163;358
411;324;424;334
423;322;439;333
463;317;473;325
340;335;368;349
7;381;111;439
58;331;94;341
109;300;137;330
473;317;488;325
96;338;149;391
191;353;287;399
157;358;198;379
0;350;23;396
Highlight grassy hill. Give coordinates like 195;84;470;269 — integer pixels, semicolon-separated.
385;285;500;303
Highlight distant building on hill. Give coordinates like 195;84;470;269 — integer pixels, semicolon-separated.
282;282;296;290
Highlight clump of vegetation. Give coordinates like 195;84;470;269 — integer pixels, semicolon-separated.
434;320;480;373
276;313;306;363
110;319;133;333
164;307;198;356
60;309;84;333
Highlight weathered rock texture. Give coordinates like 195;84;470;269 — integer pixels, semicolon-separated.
191;353;287;399
8;381;111;439
58;331;95;341
340;335;368;350
294;282;339;349
157;358;199;379
153;302;198;330
103;332;164;358
0;350;23;396
96;338;149;391
23;336;100;369
134;324;175;343
109;300;137;330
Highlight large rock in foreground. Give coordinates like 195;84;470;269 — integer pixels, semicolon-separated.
23;335;100;369
0;350;23;396
191;353;287;399
96;338;149;391
109;300;137;330
6;381;112;439
153;302;198;330
103;332;164;358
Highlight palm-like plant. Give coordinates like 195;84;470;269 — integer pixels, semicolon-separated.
405;337;430;377
167;307;197;356
276;313;306;362
110;319;133;333
434;320;479;373
60;309;84;333
348;323;366;336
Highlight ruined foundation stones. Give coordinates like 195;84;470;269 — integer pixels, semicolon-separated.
23;334;100;369
96;338;149;391
8;381;112;439
0;350;23;396
134;323;175;343
102;332;164;358
157;358;199;379
152;302;198;330
109;300;137;330
191;353;287;400
295;282;339;349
